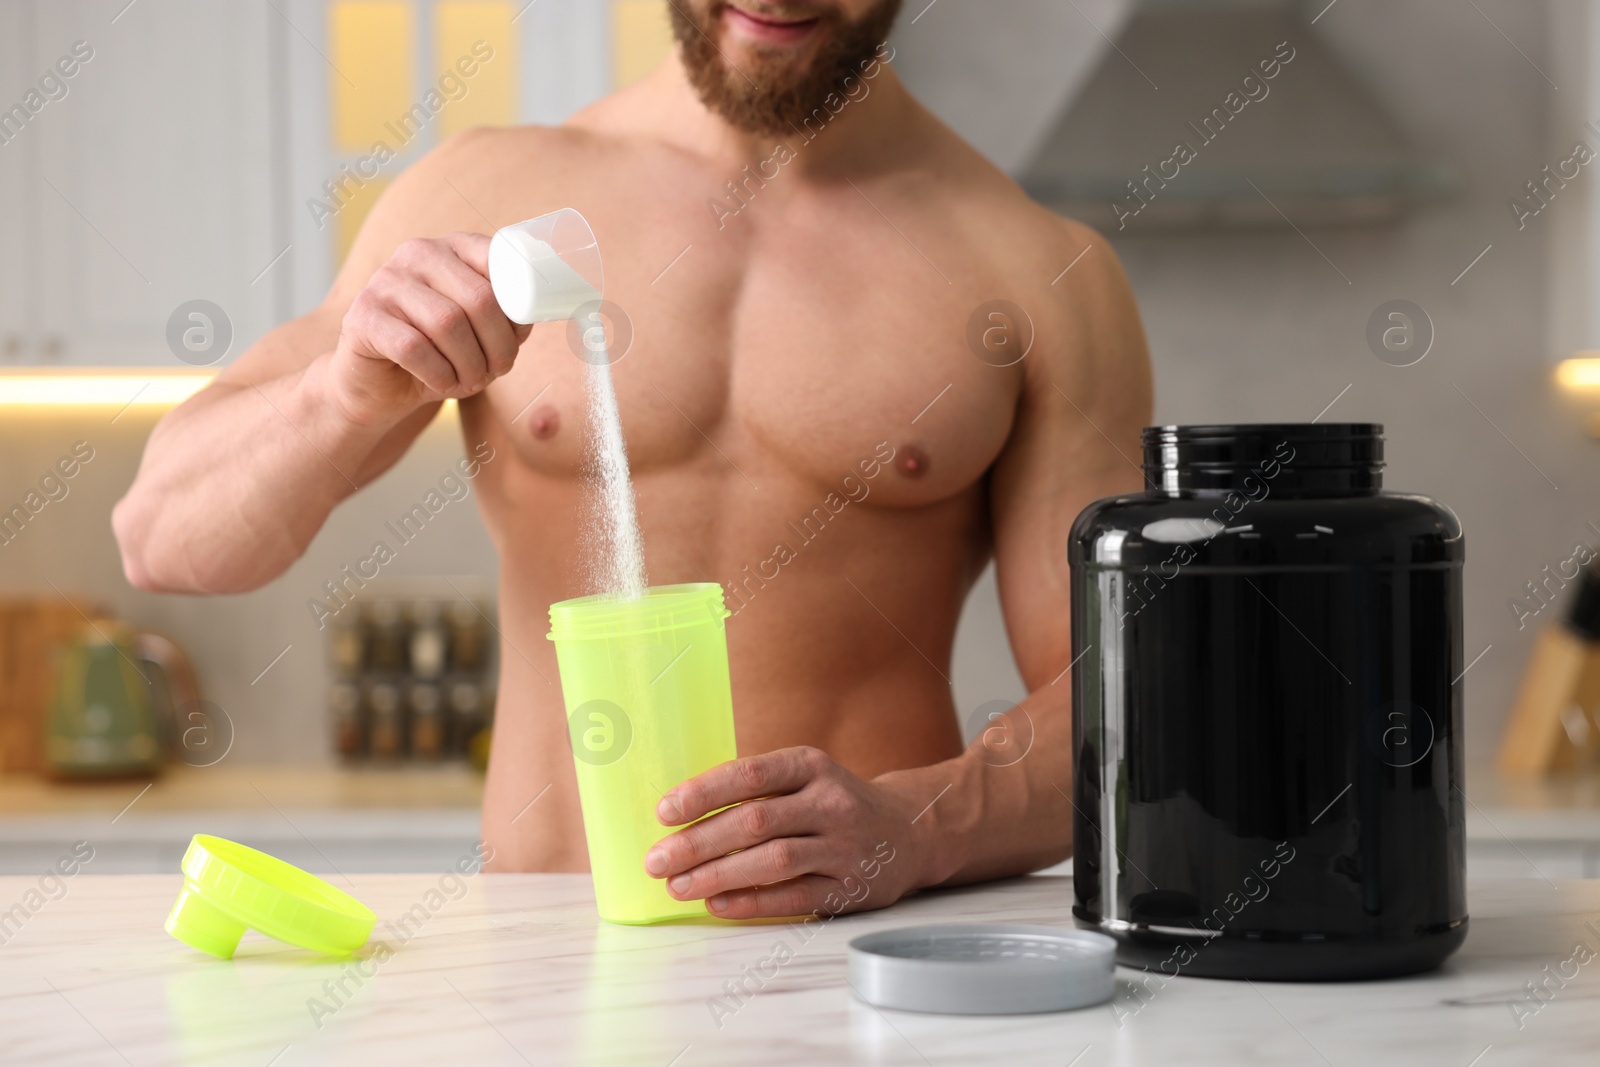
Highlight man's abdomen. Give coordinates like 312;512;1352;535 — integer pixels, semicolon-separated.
474;458;985;870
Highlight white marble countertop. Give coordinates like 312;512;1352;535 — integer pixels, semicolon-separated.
1;873;1598;1065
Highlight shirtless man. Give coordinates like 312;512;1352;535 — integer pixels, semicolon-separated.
113;0;1151;919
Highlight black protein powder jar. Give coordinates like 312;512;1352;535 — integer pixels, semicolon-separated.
1069;424;1466;980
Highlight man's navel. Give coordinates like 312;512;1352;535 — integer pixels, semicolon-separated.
897;444;930;479
528;404;560;441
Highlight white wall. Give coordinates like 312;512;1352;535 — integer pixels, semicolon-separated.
950;0;1590;765
1548;0;1600;358
892;0;1131;172
1109;0;1578;762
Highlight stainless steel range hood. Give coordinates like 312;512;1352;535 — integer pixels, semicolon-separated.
1021;0;1448;230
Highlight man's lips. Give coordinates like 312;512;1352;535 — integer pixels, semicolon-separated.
722;4;823;45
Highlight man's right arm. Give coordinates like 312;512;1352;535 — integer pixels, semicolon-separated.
113;133;531;594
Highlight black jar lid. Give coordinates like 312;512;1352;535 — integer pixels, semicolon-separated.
1071;423;1462;570
1142;423;1384;496
1570;562;1600;641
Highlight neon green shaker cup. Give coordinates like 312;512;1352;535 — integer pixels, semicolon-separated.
548;583;739;924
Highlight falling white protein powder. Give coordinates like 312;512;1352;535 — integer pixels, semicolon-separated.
581;323;648;600
483;222;643;596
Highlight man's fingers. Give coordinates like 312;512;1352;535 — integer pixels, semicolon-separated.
704;875;838;920
408;245;523;378
358;312;456;396
646;795;811;877
663;836;826;901
659;747;830;825
445;230;492;277
389;279;490;395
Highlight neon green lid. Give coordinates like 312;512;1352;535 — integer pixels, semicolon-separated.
165;835;376;959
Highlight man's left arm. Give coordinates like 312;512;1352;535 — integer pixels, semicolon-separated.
643;222;1151;918
915;224;1152;888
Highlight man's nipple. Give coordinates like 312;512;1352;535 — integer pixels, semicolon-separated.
528;404;560;441
897;444;930;479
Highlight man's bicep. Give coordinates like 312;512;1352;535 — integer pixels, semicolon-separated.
990;230;1151;689
990;407;1143;689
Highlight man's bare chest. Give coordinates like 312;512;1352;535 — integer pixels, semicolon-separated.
472;227;1022;509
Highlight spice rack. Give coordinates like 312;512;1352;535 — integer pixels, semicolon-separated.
326;591;496;762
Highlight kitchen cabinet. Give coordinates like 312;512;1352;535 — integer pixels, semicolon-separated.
0;764;484;874
0;0;634;364
2;0;285;366
0;812;482;875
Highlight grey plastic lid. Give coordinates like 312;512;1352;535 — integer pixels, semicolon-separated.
847;923;1116;1015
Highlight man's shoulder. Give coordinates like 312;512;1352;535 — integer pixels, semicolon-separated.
903;127;1117;293
920;145;1145;388
424;122;624;186
328;124;592;288
343;124;624;257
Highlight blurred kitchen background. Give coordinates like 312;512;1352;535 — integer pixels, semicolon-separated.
3;0;1600;876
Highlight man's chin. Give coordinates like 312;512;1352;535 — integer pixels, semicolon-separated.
712;43;830;103
672;0;900;135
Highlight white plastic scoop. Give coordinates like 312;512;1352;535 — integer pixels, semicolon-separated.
488;207;604;324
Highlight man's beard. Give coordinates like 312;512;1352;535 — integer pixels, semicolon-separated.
669;1;902;135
